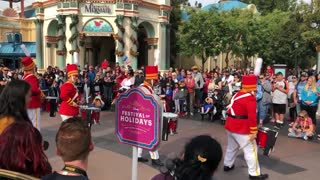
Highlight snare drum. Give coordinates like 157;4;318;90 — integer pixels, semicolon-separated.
45;96;58;117
163;112;179;139
256;126;278;156
257;127;269;148
80;106;101;127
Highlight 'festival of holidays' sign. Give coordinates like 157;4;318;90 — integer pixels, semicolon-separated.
115;87;161;151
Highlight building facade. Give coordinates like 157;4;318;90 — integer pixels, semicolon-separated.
0;14;36;69
32;0;171;70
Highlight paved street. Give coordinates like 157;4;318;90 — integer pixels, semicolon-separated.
41;111;320;180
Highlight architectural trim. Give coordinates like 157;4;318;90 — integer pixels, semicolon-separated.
33;0;171;12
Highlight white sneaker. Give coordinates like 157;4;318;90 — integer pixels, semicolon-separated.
303;135;308;140
190;112;194;116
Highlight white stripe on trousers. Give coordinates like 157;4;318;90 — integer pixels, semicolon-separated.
224;131;261;176
138;147;160;160
27;108;41;131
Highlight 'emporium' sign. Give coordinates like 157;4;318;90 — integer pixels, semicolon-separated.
81;3;114;14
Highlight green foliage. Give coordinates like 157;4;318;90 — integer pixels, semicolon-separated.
177;1;318;69
170;0;188;66
179;10;222;68
241;0;295;15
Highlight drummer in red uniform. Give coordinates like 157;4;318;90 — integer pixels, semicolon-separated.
21;56;43;131
137;66;163;167
223;75;269;180
59;64;80;121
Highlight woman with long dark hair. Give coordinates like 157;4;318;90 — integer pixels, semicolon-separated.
152;135;222;180
0;122;51;178
0;80;32;133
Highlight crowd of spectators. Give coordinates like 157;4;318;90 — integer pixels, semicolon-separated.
1;60;320;179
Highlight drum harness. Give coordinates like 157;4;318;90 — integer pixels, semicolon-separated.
226;92;251;119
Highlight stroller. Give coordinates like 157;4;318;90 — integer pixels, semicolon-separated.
200;96;217;121
207;89;229;123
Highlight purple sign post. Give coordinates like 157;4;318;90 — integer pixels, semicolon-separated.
115;87;161;180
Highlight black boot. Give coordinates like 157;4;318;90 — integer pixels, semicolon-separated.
249;174;269;179
152;159;164;166
138;157;148;162
223;165;235;172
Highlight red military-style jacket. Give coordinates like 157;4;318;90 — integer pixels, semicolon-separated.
23;73;41;109
58;82;79;116
225;92;258;135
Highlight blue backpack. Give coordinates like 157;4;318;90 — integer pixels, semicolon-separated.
256;83;263;101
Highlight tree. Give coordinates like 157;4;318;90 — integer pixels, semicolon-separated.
176;1;316;70
235;10;263;67
242;0;296;15
170;0;188;67
178;10;222;69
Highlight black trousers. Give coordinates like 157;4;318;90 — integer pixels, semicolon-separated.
301;104;318;125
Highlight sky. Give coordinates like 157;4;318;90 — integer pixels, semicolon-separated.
0;0;313;11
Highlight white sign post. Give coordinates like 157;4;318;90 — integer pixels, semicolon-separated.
132;147;138;180
115;87;161;180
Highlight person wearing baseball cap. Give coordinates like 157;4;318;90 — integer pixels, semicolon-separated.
293;72;308;114
21;56;43;131
59;64;81;121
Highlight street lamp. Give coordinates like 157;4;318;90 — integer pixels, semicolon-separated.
294;42;299;71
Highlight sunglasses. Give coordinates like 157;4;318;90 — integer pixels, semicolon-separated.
292;77;297;79
259;77;264;79
298;115;305;118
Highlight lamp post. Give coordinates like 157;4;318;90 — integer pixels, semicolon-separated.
294;42;299;71
311;22;320;73
214;56;218;68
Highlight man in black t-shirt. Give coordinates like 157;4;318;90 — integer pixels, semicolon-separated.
42;117;93;180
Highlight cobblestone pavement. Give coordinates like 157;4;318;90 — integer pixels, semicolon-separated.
41;111;320;180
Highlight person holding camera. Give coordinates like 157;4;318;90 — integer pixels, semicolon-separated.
0;66;11;86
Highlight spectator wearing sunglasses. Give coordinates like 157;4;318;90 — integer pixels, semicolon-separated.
0;66;11;86
0;66;12;94
288;110;314;140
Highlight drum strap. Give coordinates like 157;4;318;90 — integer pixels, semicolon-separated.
72;92;79;102
227;93;251;116
62;165;88;178
22;74;33;80
66;81;79;102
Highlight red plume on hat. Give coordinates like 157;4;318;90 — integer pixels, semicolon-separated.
67;64;78;77
21;44;35;71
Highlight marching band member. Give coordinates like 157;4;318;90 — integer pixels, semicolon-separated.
224;59;268;180
137;66;163;166
59;64;80;121
21;56;43;131
137;78;163;166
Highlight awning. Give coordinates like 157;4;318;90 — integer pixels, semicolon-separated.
0;42;36;58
